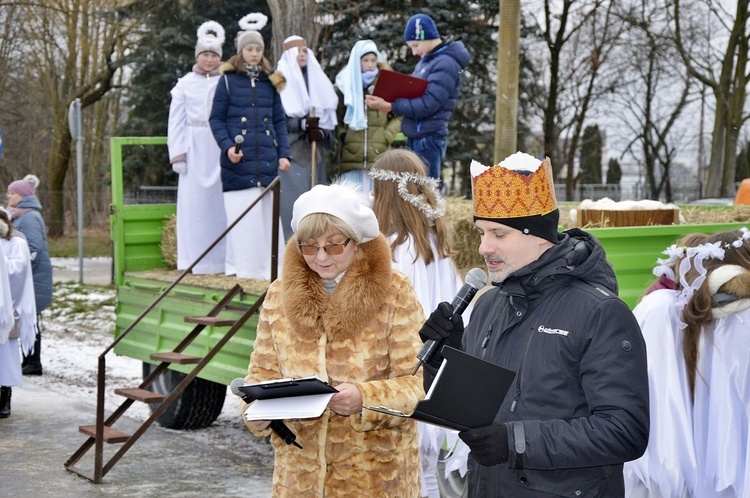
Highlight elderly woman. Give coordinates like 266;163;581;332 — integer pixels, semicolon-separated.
6;174;52;375
243;181;425;497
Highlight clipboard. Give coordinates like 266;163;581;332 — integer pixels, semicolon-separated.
238;376;338;400
366;346;515;431
372;69;428;102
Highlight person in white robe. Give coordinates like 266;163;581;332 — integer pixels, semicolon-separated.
0;207;37;418
624;227;750;498
275;35;338;240
167;20;227;274
370;149;471;498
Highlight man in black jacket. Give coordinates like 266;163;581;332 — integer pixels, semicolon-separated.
419;152;649;497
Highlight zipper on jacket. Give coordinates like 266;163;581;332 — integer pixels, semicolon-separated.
254;85;260;186
480;325;493;358
510;327;535;413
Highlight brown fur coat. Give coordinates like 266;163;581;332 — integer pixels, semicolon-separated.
244;234;425;497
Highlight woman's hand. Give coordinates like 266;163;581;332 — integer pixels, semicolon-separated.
227;147;243;164
328;383;363;416
278;157;291;172
247;419;271;431
364;95;392;113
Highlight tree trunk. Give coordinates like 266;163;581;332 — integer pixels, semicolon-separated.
47;122;73;237
266;0;319;62
494;0;520;163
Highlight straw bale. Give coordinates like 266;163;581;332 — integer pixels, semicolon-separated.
161;214;177;269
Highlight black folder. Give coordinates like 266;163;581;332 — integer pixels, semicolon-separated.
238;377;338;400
366;346;515;431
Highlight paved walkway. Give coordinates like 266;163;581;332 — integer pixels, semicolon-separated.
0;382;274;496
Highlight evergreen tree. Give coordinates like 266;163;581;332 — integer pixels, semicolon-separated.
606;157;622;185
579;125;603;184
116;0;271;191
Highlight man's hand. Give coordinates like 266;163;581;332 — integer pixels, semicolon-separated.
419;302;464;367
278;157;291;171
459;424;510;467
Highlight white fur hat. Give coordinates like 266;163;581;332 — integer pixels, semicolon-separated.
291;182;380;243
236;13;268;53
195;21;225;58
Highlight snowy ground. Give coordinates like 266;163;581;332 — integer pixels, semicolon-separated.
25;259;274;465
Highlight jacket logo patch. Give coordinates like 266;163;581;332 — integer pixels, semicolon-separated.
538;325;569;337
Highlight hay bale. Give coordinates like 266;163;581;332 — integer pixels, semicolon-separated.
161;214;177;269
444;196;484;270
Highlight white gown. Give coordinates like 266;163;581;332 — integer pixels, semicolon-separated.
167;70;227;274
388;232;470;498
0;235;36;387
624;289;750;498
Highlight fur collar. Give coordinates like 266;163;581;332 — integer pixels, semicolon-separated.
280;234;393;341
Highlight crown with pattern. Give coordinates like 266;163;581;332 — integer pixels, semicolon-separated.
471;152;560;243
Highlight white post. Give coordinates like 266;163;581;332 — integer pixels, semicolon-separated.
68;98;84;283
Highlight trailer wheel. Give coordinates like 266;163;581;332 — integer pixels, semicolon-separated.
437;447;468;498
142;363;226;430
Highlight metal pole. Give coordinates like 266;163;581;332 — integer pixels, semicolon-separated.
75;99;84;283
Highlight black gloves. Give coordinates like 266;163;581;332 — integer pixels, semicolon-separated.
418;302;464;368
305;116;323;142
459;424;510;467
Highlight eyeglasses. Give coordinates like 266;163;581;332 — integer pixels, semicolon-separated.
298;238;352;256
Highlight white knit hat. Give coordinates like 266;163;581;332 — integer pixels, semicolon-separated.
236;13;268;53
194;21;225;58
291;182;380;243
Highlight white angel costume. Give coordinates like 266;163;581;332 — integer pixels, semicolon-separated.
624;264;750;497
167;22;227;274
275;35;338;240
0;233;37;387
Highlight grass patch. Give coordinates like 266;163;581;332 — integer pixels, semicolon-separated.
48;228;112;258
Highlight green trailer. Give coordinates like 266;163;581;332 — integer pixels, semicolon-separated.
109;136;748;430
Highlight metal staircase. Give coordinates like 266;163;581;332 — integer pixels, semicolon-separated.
64;178;280;483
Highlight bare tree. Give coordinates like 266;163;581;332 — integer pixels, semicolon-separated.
530;0;628;199
12;0;137;235
612;0;694;202
673;0;750;197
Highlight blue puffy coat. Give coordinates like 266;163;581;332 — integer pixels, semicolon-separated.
11;195;53;312
209;65;291;192
391;39;471;139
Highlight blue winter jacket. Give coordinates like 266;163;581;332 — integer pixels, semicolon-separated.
209;68;291;192
391;39;471;139
11;195;53;312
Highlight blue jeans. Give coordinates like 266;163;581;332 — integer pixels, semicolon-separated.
407;136;447;180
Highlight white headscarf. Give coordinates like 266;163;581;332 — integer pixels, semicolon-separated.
334;40;382;131
276;38;338;131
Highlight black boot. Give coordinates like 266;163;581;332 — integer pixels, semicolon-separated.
22;332;42;376
0;387;11;418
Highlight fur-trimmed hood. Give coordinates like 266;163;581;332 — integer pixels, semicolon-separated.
281;233;393;341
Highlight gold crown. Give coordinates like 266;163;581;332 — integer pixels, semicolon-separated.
471;156;557;219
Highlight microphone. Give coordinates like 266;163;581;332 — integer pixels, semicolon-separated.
413;268;488;374
230;378;303;449
233;134;244;154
